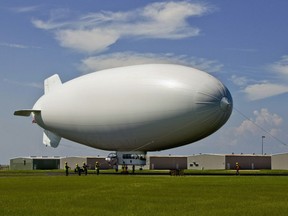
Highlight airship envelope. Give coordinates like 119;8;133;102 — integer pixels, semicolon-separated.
15;64;233;153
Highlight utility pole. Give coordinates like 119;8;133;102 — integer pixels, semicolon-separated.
261;136;265;155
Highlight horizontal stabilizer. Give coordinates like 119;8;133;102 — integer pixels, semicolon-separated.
14;109;41;117
43;130;61;148
44;74;62;94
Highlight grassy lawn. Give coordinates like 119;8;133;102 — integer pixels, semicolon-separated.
0;174;287;216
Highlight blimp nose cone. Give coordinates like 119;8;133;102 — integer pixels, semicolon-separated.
220;96;232;112
212;84;233;126
194;77;233;136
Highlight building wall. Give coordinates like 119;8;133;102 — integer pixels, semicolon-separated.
10;158;33;170
11;153;281;171
10;157;60;170
225;155;271;170
87;157;111;170
60;157;111;170
60;157;87;170
149;156;187;170
271;153;288;170
33;159;60;170
187;154;225;170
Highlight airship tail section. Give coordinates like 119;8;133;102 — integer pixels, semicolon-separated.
43;130;61;148
44;74;62;94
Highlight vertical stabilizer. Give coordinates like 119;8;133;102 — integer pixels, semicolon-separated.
43;130;61;148
44;74;62;94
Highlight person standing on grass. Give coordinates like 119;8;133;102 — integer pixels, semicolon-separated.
236;162;240;175
95;161;100;175
64;162;70;176
76;164;81;176
132;165;135;174
83;162;88;175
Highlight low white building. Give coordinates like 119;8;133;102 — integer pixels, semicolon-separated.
187;154;271;170
271;153;288;170
10;156;60;170
187;154;225;170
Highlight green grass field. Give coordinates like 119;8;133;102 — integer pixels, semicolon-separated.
0;173;288;216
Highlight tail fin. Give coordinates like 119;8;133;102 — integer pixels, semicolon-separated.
43;74;62;147
14;109;41;117
44;74;62;94
43;130;61;148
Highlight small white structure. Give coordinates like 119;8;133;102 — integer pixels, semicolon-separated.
187;154;225;170
10;156;60;170
271;153;288;170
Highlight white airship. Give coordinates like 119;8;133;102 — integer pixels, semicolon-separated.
14;64;232;165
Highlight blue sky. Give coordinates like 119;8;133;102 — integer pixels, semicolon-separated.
1;0;288;164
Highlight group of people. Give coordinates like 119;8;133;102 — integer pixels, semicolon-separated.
64;161;100;176
64;161;241;175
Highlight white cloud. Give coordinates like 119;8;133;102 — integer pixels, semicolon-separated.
11;5;40;13
232;55;288;101
230;75;249;86
0;43;41;49
271;55;288;77
32;1;212;53
253;109;283;127
235;108;283;137
79;52;223;73
243;82;288;101
3;79;42;89
55;29;118;53
0;43;28;49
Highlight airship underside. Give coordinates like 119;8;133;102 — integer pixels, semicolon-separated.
15;64;232;165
